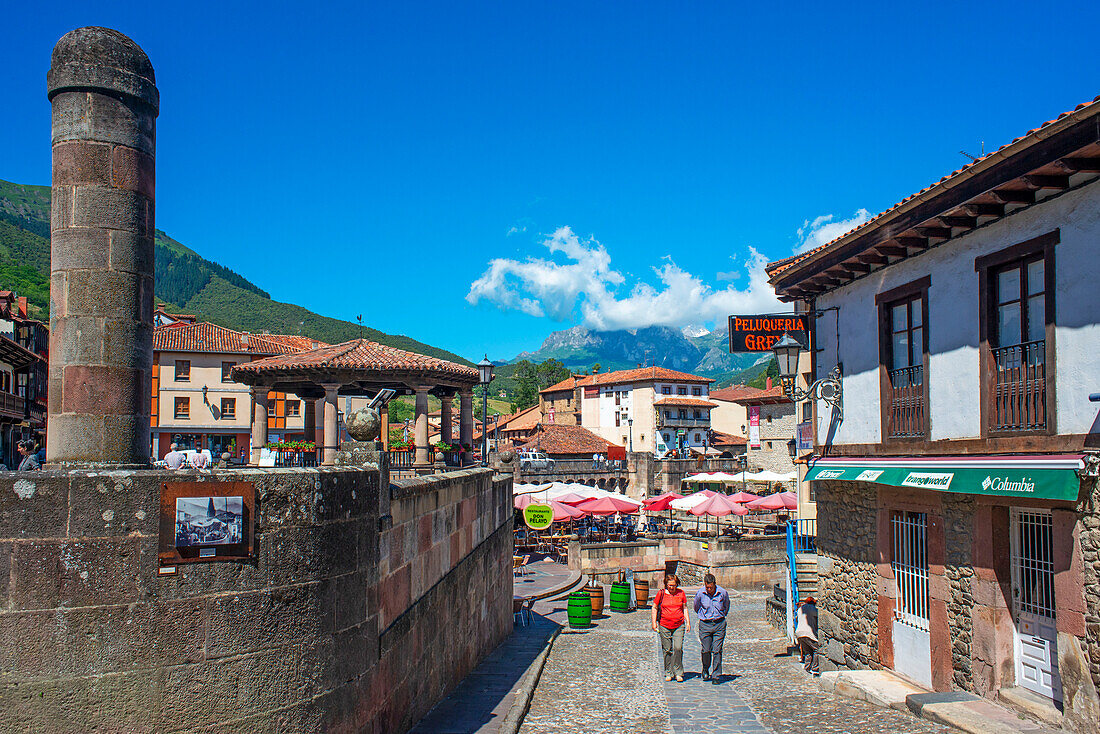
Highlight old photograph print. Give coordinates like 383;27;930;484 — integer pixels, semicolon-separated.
175;496;244;547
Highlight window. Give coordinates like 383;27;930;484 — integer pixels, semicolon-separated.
694;433;701;442
615;413;620;427
220;398;235;419
977;231;1056;434
268;401;276;417
174;397;189;419
693;410;702;419
663;433;670;442
876;276;930;440
221;361;236;382
664;410;671;419
678;409;687;419
662;386;671;395
677;386;688;395
615;392;621;406
692;386;702;396
287;400;301;417
175;360;190;382
802;402;812;422
766;440;773;450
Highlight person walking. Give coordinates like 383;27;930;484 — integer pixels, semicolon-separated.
652;573;689;682
16;440;40;471
693;573;730;683
796;596;820;675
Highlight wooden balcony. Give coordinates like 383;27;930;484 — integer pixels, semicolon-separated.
992;340;1046;432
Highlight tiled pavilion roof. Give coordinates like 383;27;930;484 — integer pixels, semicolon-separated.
231;338;479;386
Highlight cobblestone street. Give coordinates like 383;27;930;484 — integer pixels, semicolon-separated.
521;588;952;734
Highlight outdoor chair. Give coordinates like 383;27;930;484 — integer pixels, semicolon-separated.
518;554;532;576
513;597;532;627
512;557;524;577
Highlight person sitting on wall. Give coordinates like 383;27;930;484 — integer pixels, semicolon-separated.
189;450;210;470
163;443;186;470
16;440;40;471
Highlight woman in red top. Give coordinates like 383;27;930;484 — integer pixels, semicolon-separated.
651;573;690;681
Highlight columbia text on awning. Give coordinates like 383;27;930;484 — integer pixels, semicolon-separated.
804;455;1084;502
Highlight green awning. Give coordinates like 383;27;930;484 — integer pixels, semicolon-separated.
804;455;1084;502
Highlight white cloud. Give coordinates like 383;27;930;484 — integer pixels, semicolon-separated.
795;208;872;253
506;225;527;236
466;226;782;330
715;270;741;281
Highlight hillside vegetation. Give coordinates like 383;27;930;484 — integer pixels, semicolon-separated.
0;178;471;365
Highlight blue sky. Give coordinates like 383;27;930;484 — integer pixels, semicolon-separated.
5;1;1098;361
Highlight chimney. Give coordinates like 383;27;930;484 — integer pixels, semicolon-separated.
766;376;772;390
241;332;250;350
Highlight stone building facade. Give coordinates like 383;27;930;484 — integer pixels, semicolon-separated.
735;387;797;477
768;95;1100;732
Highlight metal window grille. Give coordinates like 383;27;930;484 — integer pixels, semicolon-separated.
887;365;925;438
892;511;929;631
992;340;1046;431
1011;510;1055;619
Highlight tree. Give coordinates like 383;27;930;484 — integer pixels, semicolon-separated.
509;359;571;412
591;362;601;375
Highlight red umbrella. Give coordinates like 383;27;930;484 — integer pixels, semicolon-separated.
643;492;684;511
555;492;592;505
514;493;547;510
745;491;798;511
727;491;759;504
688;494;749;517
550;500;586;522
575;496;640;516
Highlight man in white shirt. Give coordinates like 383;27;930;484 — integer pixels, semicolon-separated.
795;596;819;675
163;443;186;470
189;450;210;469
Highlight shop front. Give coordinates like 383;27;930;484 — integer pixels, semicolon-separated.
807;454;1097;721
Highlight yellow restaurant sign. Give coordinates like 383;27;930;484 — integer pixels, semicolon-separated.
523;503;554;530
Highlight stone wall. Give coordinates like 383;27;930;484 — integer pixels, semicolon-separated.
943;495;975;690
1081;476;1100;697
744;402;796;476
0;464;511;733
626;453;743;498
569;534;785;591
814;479;880;671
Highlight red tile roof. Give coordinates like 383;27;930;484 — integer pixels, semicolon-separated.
710;431;747;446
709;385;767;402
153;322;324;355
232;338;479;381
518;424;621;456
730;386;791;404
766;95;1100;281
541;366;712;394
653;397;718;408
497;404;541;431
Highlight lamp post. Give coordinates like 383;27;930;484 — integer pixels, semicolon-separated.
627;416;633;453
771;332;842;412
477;355;494;467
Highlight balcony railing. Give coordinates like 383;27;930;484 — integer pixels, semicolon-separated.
272;448;320;467
0;391;23;419
658;416;710;428
992;340;1046;432
886;364;925;439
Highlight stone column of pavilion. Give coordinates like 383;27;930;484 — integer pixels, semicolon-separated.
322;384;342;465
47;27;159;465
459;388;474;466
303;399;316;443
440;392;453;447
412;385;431;473
250;387;270;465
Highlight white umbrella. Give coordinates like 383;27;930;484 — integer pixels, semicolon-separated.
683;472;717;482
753;470;796;483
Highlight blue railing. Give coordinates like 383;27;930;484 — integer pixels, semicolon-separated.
793;518;817;554
786;521;800;607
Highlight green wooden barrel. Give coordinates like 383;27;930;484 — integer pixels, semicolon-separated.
567;591;592;628
609;582;632;612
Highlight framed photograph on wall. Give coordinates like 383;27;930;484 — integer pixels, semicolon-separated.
159;481;256;568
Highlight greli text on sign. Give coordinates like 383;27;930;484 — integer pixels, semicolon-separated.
728;314;809;353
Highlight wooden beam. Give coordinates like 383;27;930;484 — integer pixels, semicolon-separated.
1053;157;1100;173
894;236;930;251
962;202;1005;217
914;226;951;239
938;215;977;229
1022;174;1070;190
841;261;871;275
857;251;889;265
878;244;908;257
990;189;1035;204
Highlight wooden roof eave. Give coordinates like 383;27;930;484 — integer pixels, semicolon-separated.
771;108;1100;297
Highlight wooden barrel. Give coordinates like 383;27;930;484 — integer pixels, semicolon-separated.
587;585;605;617
634;579;651;607
609;582;632;612
567;591;592;629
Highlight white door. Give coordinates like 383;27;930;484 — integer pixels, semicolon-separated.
892;511;932;688
1011;509;1062;702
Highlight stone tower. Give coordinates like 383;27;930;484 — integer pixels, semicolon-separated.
47;27;159;465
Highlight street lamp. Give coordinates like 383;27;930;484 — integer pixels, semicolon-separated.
627;417;633;453
771;332;843;417
477;355;494;466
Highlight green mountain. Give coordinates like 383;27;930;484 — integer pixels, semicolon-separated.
0;178;471;365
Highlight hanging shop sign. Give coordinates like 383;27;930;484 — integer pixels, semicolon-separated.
523;503;554;530
728;314;810;353
749;406;761;449
796;421;814;451
804;456;1084;501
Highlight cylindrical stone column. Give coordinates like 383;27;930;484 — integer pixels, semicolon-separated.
47;27;159;466
303;398;316;443
459;389;474;465
413;386;431;468
250;388;270;465
322;384;341;465
440;393;453;445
